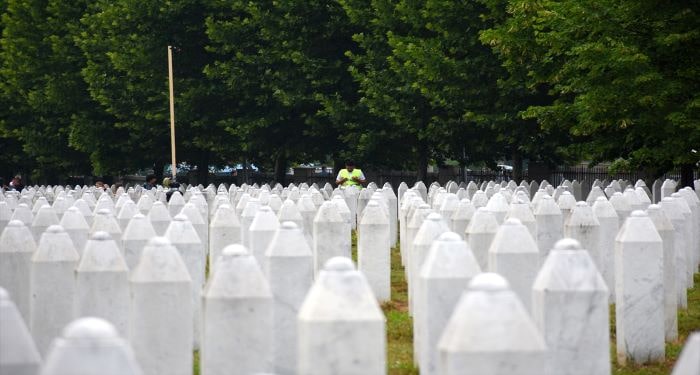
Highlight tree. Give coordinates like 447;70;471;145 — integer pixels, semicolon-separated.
0;0;96;183
482;0;700;184
77;0;234;183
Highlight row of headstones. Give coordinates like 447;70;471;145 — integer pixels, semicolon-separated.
1;180;700;375
0;180;397;375
396;178;700;374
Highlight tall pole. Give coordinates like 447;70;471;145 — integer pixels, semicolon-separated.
168;46;177;179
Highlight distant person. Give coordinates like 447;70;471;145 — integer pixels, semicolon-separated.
336;160;366;188
95;179;105;190
162;177;172;188
143;174;157;190
8;175;24;192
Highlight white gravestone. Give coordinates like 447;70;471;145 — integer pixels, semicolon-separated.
488;218;540;311
438;273;546;375
565;202;602;276
615;211;665;365
671;332;700;375
74;232;129;336
451;198;475;240
39;317;142;375
165;214;204;349
59;206;90;257
465;207;499;271
358;200;391;301
646;204;678;341
147;201;171;236
415;232;480;375
121;213;157;270
209;203;241;268
591;196;619;302
30;225;80;356
202;245;273;375
241;198;261;248
129;237;192;375
297;257;385;375
409;213;449;313
32;205;59;243
0;287;41;375
0;220;36;323
265;222;314;375
661;197;688;308
116;200;138;232
532;238;610;375
534;195;563;263
312;201;349;276
249;205;280;270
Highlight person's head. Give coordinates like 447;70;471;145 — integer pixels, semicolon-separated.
163;177;171;188
345;160;356;172
95;179;104;189
146;174;157;185
12;175;22;185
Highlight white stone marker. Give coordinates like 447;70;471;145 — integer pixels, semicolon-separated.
0;287;41;375
404;201;431;268
671;332;700;375
121;213;156;270
165;214;203;349
671;193;695;289
358;200;391;301
297;257;385;375
180;202;208;254
409;213;449;312
465;207;499;270
202;245;273;375
0;201;12;234
532;238;610;375
129;237;192;375
416;232;481;375
40;317;142;375
168;191;186;217
615;210;665;365
438;273;546;375
591;196;618;303
135;194;153;216
0;220;36;323
72;199;93;227
609;192;632;225
116;200;138;232
209;203;241;268
488;218;540;311
30;225;80;356
485;192;509;223
506;194;536;236
661;197;688;308
91;208;122;247
241;197;261;248
312;201;349;275
382;186;399;246
451;198;475;239
558;191;577;224
661;179;676;199
646;204;678;341
297;194;317;242
278;199;305;232
565;201;602;272
249;205;280;269
74;232;129;336
147;201;171;236
59;206;89;256
31;205;60;242
534;195;563;263
11;203;34;226
265;222;313;375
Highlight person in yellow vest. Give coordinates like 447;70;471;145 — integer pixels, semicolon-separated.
336;160;366;188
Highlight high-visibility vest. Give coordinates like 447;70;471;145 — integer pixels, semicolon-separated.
339;168;363;186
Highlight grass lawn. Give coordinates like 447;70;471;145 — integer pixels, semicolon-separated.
382;242;700;375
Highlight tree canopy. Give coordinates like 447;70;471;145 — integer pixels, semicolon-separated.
0;0;697;184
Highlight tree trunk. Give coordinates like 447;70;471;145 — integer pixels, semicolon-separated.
512;149;523;183
196;150;210;186
274;150;287;185
680;163;695;189
417;142;429;183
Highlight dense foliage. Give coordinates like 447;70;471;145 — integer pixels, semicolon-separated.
0;0;697;183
